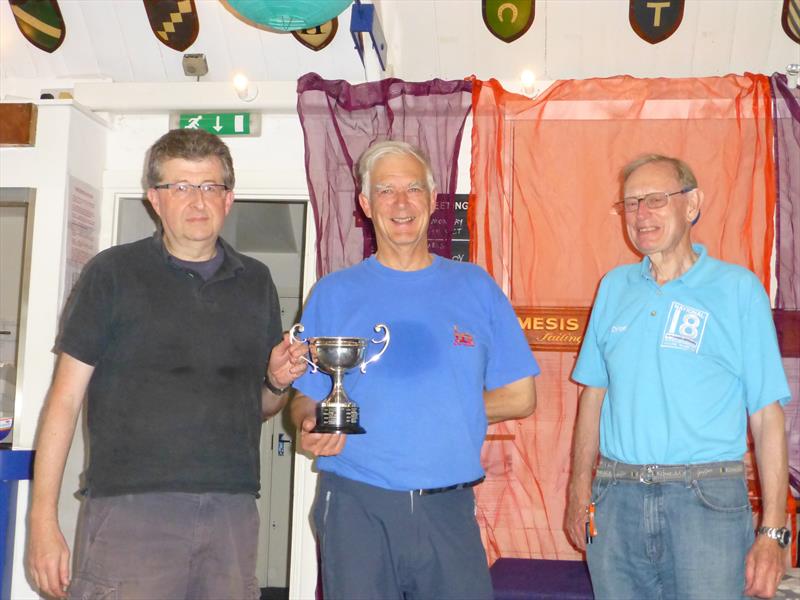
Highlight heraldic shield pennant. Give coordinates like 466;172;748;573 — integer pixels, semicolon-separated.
8;0;65;53
629;0;684;44
143;0;199;52
784;0;800;44
292;18;338;51
482;0;535;43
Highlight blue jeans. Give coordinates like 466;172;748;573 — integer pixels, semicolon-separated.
586;475;754;600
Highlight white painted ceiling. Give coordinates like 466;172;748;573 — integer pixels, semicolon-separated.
0;0;798;98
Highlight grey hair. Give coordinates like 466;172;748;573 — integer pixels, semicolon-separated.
622;154;698;190
144;128;235;189
357;140;437;197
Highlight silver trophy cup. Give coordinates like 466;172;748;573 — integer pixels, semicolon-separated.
289;323;390;434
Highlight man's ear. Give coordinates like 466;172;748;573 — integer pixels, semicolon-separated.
146;188;162;218
687;189;704;223
428;190;437;216
358;193;372;218
224;190;234;216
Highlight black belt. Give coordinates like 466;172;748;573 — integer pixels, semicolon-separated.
415;476;485;496
596;457;744;485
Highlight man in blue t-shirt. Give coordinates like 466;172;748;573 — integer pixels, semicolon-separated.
291;140;539;599
565;154;791;600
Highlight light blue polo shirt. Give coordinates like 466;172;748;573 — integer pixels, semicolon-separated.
572;244;790;465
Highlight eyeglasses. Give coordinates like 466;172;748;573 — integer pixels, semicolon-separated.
613;188;695;215
154;182;229;200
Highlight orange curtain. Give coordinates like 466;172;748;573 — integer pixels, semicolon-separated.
470;74;776;563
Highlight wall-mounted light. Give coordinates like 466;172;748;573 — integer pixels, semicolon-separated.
233;72;258;102
787;63;800;88
520;69;536;97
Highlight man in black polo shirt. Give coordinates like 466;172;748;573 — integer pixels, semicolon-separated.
26;129;307;599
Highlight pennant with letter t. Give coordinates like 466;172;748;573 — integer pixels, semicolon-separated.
629;0;684;44
292;17;338;51
8;0;65;53
143;0;199;52
783;0;800;44
482;0;534;43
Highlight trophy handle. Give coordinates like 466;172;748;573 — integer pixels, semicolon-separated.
360;323;390;374
289;323;318;374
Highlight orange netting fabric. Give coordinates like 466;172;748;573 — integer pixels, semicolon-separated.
470;74;776;563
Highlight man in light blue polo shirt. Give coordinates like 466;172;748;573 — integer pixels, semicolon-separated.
565;154;791;599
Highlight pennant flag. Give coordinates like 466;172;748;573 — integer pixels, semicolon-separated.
8;0;65;53
783;0;800;44
292;17;337;51
629;0;684;44
482;0;534;43
219;0;351;32
143;0;199;52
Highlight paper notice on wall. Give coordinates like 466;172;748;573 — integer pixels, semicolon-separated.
61;176;100;309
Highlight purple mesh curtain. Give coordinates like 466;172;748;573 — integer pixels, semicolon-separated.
771;73;800;309
297;73;472;277
770;73;800;497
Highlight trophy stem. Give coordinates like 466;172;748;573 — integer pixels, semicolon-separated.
310;370;366;435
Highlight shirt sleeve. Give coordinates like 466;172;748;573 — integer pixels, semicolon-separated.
484;280;540;390
55;253;115;365
265;274;283;350
572;276;610;388
739;274;791;414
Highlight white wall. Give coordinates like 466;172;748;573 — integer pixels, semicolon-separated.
0;102;108;599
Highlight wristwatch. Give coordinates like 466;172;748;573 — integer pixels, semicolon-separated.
263;376;290;395
757;526;792;548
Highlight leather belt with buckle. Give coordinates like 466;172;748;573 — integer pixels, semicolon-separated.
595;457;744;485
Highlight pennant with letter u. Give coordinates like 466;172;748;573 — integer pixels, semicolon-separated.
8;0;65;53
629;0;684;44
783;0;800;44
143;0;199;52
482;0;534;43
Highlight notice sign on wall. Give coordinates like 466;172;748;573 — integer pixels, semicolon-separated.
170;112;261;136
61;176;100;310
515;306;591;352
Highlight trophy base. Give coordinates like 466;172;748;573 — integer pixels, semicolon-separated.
312;403;366;435
311;422;366;435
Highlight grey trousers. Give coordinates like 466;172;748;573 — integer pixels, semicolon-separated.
69;492;260;600
314;471;494;600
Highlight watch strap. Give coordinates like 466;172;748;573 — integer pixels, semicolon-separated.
264;375;290;395
757;526;791;548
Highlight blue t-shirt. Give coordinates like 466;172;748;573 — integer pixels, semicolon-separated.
293;255;540;490
572;244;790;465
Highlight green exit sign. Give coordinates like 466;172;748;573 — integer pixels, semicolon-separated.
173;112;260;136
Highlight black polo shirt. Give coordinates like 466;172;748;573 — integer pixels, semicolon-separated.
57;233;282;497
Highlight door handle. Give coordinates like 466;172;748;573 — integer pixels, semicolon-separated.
277;432;293;456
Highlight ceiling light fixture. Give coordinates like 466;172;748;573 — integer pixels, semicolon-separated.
233;72;258;102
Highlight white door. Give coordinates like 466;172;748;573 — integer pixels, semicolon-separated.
115;196;307;590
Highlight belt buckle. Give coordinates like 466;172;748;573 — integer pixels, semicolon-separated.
639;465;658;485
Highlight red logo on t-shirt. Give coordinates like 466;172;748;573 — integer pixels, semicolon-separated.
453;326;475;347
